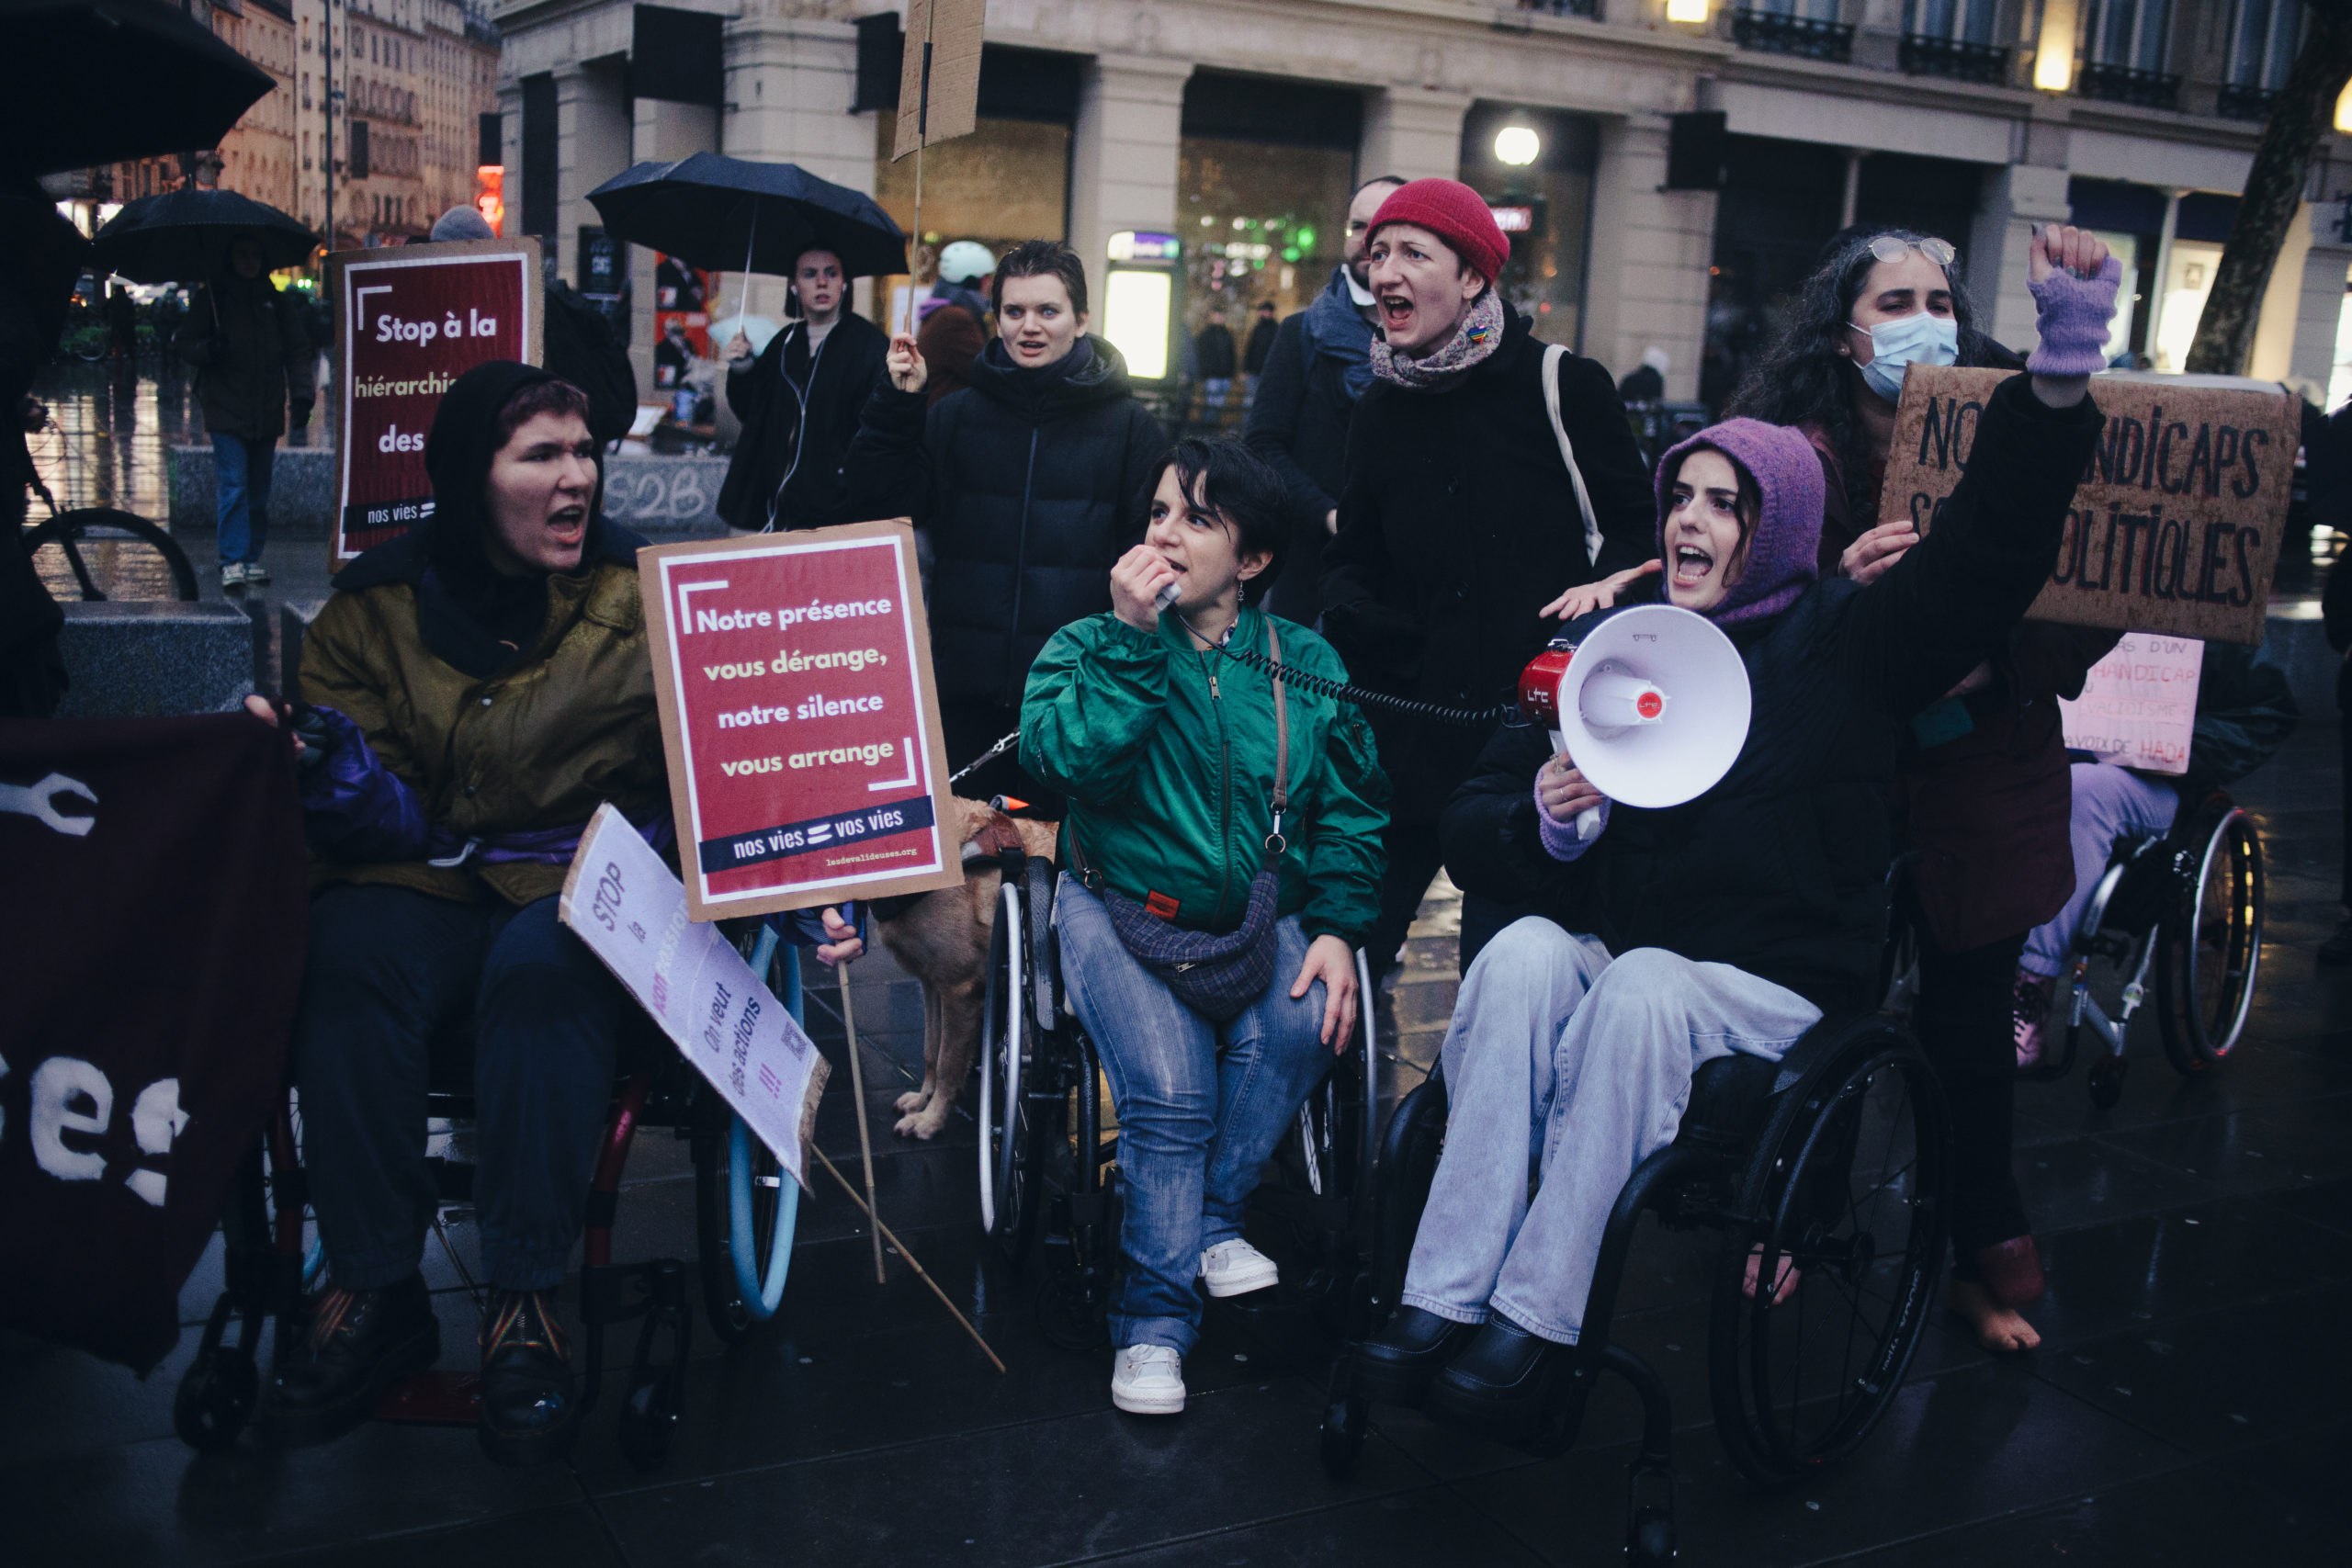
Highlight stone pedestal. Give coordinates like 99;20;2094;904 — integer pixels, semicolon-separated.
55;602;256;718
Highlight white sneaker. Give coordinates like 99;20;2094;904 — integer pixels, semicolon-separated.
242;560;271;584
220;562;247;588
1111;1344;1185;1416
1200;1238;1279;1298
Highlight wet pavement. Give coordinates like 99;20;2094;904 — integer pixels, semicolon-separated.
8;361;2352;1565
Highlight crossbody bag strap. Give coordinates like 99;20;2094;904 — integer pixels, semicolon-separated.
1264;615;1289;855
1542;342;1605;569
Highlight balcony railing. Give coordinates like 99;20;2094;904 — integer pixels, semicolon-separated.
2214;82;2279;121
1898;34;2011;85
2077;61;2183;110
1516;0;1601;17
1732;9;1856;63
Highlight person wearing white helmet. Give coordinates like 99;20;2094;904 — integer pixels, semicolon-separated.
915;240;996;404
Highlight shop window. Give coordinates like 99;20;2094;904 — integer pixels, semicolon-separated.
871;116;1072;332
1458;102;1598;352
1177;72;1364;342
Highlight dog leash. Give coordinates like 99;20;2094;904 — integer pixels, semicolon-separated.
948;730;1020;784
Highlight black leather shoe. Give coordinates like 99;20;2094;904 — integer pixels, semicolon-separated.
1425;1312;1580;1445
479;1289;580;1466
261;1273;439;1448
1353;1307;1478;1407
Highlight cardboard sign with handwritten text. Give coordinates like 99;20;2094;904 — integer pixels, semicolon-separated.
1879;367;2296;645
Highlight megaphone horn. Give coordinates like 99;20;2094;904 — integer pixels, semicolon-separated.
1515;604;1754;840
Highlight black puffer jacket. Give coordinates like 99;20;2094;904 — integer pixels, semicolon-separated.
1442;374;2103;1016
718;311;889;533
844;334;1168;707
1321;301;1656;825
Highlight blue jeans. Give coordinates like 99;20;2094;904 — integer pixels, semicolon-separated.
210;432;276;565
293;886;630;1292
1054;876;1336;1355
1402;921;1821;1345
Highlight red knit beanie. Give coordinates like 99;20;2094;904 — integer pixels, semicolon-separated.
1365;179;1510;285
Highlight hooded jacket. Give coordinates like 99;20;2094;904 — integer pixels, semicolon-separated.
718;310;890;533
1321;299;1657;826
1441;375;2104;1016
1244;269;1376;622
174;272;312;441
1022;604;1390;944
843;333;1169;708
298;361;665;906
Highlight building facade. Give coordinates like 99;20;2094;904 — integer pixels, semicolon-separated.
58;0;498;261
491;0;2352;408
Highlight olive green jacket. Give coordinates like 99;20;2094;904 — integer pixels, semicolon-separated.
1021;605;1389;944
300;557;667;905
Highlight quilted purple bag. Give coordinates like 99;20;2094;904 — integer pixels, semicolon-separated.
1069;618;1292;1023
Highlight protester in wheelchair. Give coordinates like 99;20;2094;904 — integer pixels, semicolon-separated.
238;363;673;1465
2014;637;2297;1063
1020;437;1389;1416
1353;229;2118;1443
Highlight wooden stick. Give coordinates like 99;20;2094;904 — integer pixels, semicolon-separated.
812;1145;1006;1374
836;959;888;1284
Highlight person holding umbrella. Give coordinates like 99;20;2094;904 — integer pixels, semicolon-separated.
845;239;1169;810
717;246;888;533
175;232;312;587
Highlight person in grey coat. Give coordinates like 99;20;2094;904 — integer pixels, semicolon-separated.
175;233;312;588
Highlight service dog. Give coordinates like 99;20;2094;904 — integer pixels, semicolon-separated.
874;795;1057;1141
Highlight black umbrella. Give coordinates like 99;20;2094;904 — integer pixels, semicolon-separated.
586;153;908;279
3;0;277;176
89;188;316;284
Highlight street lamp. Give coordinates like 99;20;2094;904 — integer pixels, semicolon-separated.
1494;125;1541;167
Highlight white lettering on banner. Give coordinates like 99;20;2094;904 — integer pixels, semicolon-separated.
558;806;829;1190
774;596;893;627
794;692;886;720
30;1057;109;1181
7;1054;190;1203
375;423;425;454
2060;633;2203;775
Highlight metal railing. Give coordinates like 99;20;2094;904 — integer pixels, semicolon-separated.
1731;9;1856;63
1897;33;2011;85
2213;82;2279;121
1516;0;1602;17
2076;61;2183;110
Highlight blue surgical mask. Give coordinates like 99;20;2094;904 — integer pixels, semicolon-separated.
1849;311;1959;400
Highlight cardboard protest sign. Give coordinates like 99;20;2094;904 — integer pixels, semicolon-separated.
2059;633;2202;774
1879;367;2297;645
327;237;543;569
559;807;828;1190
639;521;964;921
893;0;983;160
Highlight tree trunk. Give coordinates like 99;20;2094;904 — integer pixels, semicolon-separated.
2184;1;2352;376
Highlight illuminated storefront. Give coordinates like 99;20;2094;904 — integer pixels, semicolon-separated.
1459;103;1597;352
1177;72;1361;344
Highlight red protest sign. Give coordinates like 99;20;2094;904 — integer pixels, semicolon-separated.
639;522;964;920
327;237;543;568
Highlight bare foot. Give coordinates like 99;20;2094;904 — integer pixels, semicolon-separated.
1948;1278;2041;1352
893;1086;932;1115
1743;1244;1801;1304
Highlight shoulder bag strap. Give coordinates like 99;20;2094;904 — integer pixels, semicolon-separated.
1263;615;1289;855
1542;342;1605;569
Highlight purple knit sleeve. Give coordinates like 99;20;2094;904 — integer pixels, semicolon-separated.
1535;785;1607;862
2026;255;2124;378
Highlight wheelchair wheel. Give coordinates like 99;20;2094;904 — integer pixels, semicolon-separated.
979;878;1047;1262
693;1103;797;1343
1710;1025;1949;1486
2156;803;2263;1075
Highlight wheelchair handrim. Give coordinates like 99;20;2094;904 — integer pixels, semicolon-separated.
727;1111;797;1316
1725;1043;1946;1481
979;880;1024;1236
2180;808;2261;1061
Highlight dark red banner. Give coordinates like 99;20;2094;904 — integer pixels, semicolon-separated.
333;242;538;566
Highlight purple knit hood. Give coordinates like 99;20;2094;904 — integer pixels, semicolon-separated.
1653;418;1825;628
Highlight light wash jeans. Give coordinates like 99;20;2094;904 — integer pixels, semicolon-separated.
1054;875;1335;1355
1401;919;1821;1346
2021;761;2180;976
210;432;276;566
